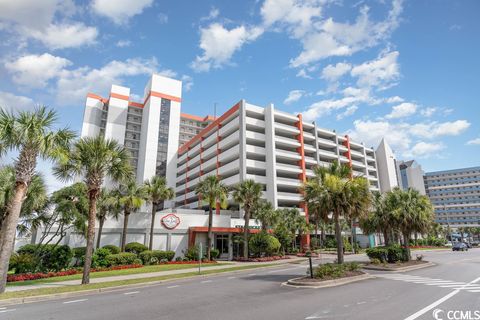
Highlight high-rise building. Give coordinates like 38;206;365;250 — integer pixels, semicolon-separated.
424;166;480;227
396;160;426;195
375;138;399;193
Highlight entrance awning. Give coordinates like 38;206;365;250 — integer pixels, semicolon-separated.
188;227;263;247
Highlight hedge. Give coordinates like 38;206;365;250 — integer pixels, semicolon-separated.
102;245;121;254
249;232;281;257
139;250;176;265
366;245;408;263
125;242;148;255
106;252;138;266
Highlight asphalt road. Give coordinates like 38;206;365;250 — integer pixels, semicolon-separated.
1;249;479;320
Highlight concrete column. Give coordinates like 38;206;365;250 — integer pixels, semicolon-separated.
264;104;278;208
228;234;233;261
104;84;130;145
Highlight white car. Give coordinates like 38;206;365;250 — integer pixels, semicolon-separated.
445;241;453;247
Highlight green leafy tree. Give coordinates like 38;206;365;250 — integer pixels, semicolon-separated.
195;175;229;260
144;176;174;250
232;179;263;258
116;181;147;252
253;200;278;231
0;107;74;293
53;136;133;284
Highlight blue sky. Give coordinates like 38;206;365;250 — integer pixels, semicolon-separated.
0;0;479;191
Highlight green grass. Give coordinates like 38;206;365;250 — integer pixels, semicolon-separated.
0;264;276;300
7;263;226;287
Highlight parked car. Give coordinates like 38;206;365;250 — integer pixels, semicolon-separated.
471;241;479;247
452;242;468;251
464;242;472;248
445;241;453;247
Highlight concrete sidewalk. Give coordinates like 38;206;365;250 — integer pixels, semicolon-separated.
5;257;306;293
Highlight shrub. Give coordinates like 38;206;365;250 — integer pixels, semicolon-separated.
210;249;220;260
183;246;203;261
249;232;281;257
92;248;112;268
416;254;424;261
163;250;175;262
370;258;382;265
139;250;176;265
386;245;408;263
17;244;73;272
106;253;138;266
102;245;121;254
9;253;38;274
366;247;388;263
324;238;337;249
133;258;143;265
313;262;360;279
125;242;148;255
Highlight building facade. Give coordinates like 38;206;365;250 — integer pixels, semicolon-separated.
424;166;480;227
174;101;380;216
375;138;399;193
396;160;426;195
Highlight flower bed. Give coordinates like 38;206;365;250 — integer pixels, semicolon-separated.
7;264;143;283
234;256;289;262
166;260;217;264
408;246;449;249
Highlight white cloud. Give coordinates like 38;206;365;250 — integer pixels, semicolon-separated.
92;0;154;24
384;96;404;103
201;7;220;21
0;0;97;49
181;75;194;92
348;118;470;158
116;40;132;47
284;90;306;105
350;50;400;89
191;23;263;72
406;141;445;158
385;102;417;119
467;138;480;145
321;62;352;82
0;91;36;113
5;53;72;88
336;105;358;120
27;23;98;49
157;13;168;24
420;107;436;117
289;0;403;67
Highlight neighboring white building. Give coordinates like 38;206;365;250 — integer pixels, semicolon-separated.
375;138;399;193
396;160;426;195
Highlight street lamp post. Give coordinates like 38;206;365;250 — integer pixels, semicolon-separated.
444;204;453;242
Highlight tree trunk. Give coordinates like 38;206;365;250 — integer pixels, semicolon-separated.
243;208;250;259
334;209;344;264
121;210;130;252
82;189;99;285
149;203;156;250
383;230;389;246
0;182;28;293
403;232;411;261
321;225;325;247
96;217;105;249
207;207;213;261
351;219;356;254
414;232;418;246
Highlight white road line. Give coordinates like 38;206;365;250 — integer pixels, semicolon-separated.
404;275;480;320
267;267;299;273
248;273;257;276
123;291;140;295
167;285;179;288
0;307;6;310
468;289;480;292
201;280;212;283
357;301;366;305
63;299;88;304
0;309;16;313
227;276;236;279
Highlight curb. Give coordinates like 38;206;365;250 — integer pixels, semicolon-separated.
362;261;435;273
0;262;296;307
284;273;373;289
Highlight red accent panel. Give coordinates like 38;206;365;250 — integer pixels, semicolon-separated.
87;93;108;103
178;102;240;155
145;90;182;104
343;135;353;179
110;92;129;101
128;101;143;108
296;114;310;250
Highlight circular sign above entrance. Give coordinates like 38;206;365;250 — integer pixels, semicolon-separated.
161;214;181;230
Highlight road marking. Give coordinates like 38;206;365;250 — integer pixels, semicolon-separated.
227;276;236;279
267;267;300;273
248;273;257;276
403;275;480;320
167;285;179;288
0;307;6;310
0;309;16;313
63;299;88;304
201;280;212;283
123;291;140;295
357;301;366;305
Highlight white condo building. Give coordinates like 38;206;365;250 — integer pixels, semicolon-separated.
375;138;399;193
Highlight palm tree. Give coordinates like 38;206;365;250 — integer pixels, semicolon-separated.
116;180;147;252
96;188;121;249
144;176;174;250
0;107;74;293
253;200;278;231
302;161;370;264
389;187;434;261
232;179;263;258
53;136;133;284
195;175;229;260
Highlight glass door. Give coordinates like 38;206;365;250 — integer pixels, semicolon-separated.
215;234;229;259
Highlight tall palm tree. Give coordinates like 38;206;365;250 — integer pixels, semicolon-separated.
53;136;133;284
253;200;278;231
96;188;121;249
144;176;174;250
116;180;147;251
232;179;263;258
346;177;371;252
195;175;229;260
389;187;434;260
0;107;74;293
302;161;370;264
